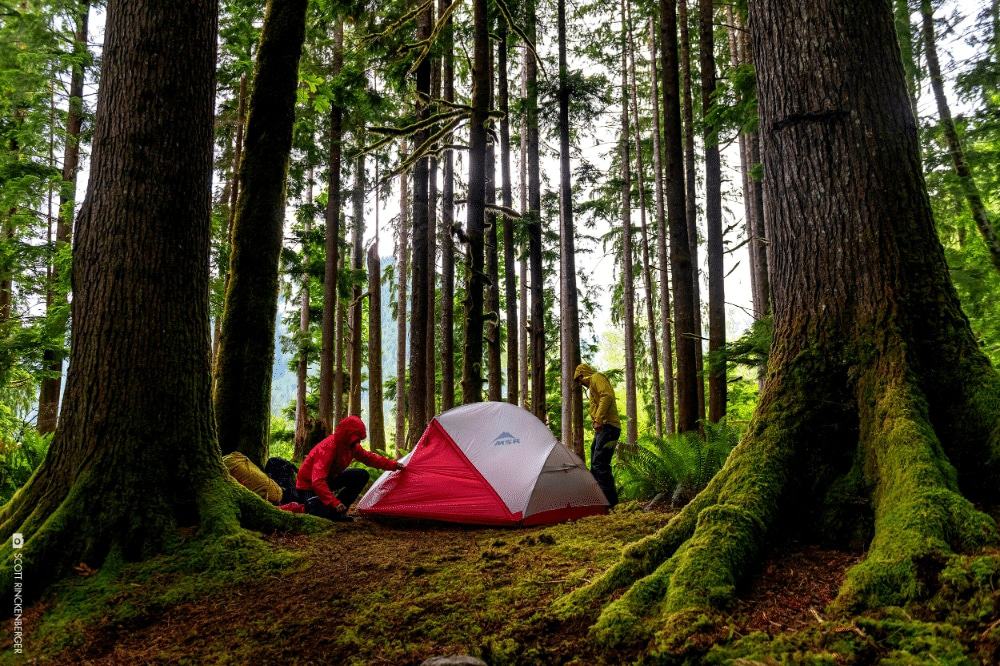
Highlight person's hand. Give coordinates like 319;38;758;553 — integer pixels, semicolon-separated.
334;503;348;514
395;461;406;471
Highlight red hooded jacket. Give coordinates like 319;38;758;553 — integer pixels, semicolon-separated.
296;416;397;508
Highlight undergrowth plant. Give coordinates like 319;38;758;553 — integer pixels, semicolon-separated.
616;419;741;506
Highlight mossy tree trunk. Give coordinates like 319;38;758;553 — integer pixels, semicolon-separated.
368;201;385;453
213;0;308;465
486;35;502;403
395;142;410;451
553;0;1000;653
0;0;303;605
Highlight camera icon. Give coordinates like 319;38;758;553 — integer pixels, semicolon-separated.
11;533;23;549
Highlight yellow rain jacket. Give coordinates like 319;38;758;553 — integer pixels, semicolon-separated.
222;451;283;504
574;363;622;430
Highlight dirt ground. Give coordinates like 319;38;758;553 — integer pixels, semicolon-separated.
14;508;869;665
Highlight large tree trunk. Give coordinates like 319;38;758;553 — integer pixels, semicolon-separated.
499;22;518;407
557;0;585;455
920;0;1000;273
349;149;365;416
649;19;676;434
663;0;698;433
408;0;432;443
213;0;309;465
620;0;638;449
37;0;90;434
699;0;725;422
319;20;344;429
526;0;545;419
395;143;410;452
439;0;456;412
627;3;664;439
1;0;300;604
461;0;489;405
553;0;1000;652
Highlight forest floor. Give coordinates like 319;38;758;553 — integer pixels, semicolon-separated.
6;502;1000;664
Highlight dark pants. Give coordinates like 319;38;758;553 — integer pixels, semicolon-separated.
303;468;371;520
590;425;620;507
264;457;300;504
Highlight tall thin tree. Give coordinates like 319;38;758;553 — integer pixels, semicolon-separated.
920;0;1000;272
558;0;585;455
368;171;385;452
439;0;456;411
461;0;489;404
526;0;545;419
662;0;698;433
349;148;365;416
395;142;410;451
620;0;638;448
700;0;726;421
499;21;519;406
319;19;344;428
37;0;90;434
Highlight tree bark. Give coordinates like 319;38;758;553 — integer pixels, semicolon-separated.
518;49;530;409
558;0;585;455
439;0;456;411
37;0;90;434
395;143;410;451
699;0;726;422
649;19;676;434
349;149;365;416
293;170;313;459
554;0;1000;651
408;0;432;443
461;0;489;404
620;0;638;449
213;0;309;465
426;13;440;418
627;3;664;439
499;22;519;407
1;0;300;604
319;19;344;429
920;0;1000;273
334;244;347;422
678;0;705;424
663;0;698;433
368;207;385;453
486;77;502;402
526;0;546;420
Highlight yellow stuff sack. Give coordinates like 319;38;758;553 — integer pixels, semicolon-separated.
222;451;283;504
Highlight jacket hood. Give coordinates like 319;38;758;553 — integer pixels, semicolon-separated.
574;363;596;383
333;415;367;448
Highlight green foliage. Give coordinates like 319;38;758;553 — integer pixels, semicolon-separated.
616;419;740;505
0;427;48;505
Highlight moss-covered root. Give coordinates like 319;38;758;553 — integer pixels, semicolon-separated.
206;477;327;535
834;377;999;613
547;480;716;624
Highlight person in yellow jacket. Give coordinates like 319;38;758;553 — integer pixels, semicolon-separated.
574;363;621;506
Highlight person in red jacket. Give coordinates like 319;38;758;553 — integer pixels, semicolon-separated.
295;415;404;521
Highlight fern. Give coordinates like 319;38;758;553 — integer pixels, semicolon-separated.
616;418;741;507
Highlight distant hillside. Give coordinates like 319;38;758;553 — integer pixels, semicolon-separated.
271;257;399;422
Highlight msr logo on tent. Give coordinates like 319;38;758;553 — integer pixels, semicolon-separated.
492;432;520;446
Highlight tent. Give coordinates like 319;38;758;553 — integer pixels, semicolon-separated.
357;402;609;526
